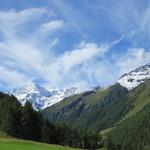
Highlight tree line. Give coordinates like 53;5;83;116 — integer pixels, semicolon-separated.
0;92;102;149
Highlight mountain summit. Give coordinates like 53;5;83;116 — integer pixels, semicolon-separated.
9;83;85;110
117;63;150;90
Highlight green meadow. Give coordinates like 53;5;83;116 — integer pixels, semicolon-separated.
0;138;79;150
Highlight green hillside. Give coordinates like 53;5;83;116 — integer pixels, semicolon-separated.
43;84;129;132
101;80;150;140
120;79;150;121
43;80;150;149
106;103;150;150
44;80;150;134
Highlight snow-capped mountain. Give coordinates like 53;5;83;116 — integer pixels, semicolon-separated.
117;63;150;90
9;83;85;110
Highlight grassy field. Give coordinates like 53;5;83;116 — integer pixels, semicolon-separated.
0;139;80;150
0;131;79;150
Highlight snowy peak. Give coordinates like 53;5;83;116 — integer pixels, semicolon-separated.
11;83;51;97
9;83;85;110
64;87;84;97
117;63;150;90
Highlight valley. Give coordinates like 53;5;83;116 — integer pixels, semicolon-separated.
0;63;150;150
0;1;150;149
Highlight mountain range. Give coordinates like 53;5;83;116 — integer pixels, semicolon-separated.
42;63;150;150
9;63;150;110
9;84;86;110
42;63;150;131
3;63;150;150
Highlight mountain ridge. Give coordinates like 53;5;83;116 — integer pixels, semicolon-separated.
9;83;92;110
117;63;150;90
43;83;129;132
9;63;150;110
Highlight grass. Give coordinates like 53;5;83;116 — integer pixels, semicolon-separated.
0;132;80;150
0;139;80;150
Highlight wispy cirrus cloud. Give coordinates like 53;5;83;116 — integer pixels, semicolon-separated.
0;8;49;24
0;66;32;88
116;48;150;74
38;20;64;36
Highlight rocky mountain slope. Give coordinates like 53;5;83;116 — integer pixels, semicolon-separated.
117;63;150;90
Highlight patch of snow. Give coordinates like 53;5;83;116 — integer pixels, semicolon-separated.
9;83;86;110
117;63;150;90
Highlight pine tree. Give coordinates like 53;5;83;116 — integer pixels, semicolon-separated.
21;102;40;140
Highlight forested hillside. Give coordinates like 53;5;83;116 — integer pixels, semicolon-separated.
105;80;150;150
107;103;150;150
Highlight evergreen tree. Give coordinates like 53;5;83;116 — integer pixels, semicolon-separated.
21;102;41;140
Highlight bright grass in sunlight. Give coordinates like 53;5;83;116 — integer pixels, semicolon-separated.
0;140;80;150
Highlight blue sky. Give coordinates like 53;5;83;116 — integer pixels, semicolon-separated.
0;0;150;90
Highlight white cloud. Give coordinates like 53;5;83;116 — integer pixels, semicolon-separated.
0;9;127;91
116;48;150;74
0;8;64;89
0;7;149;91
0;8;52;37
0;8;110;89
0;66;32;88
59;42;108;72
0;8;51;25
42;42;109;88
39;20;64;33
